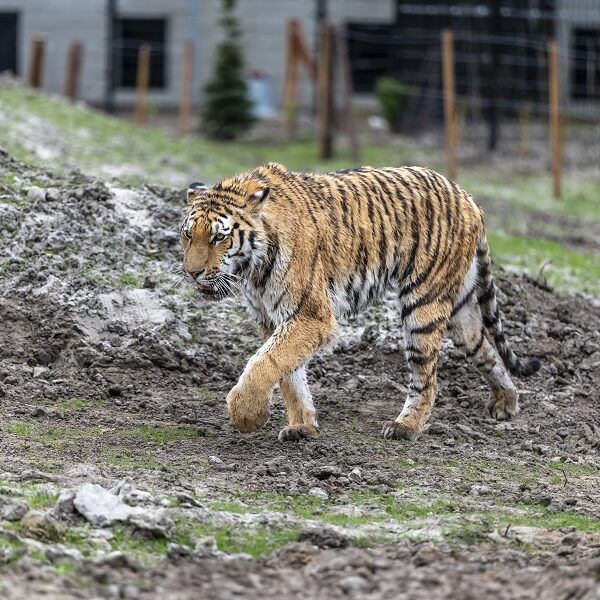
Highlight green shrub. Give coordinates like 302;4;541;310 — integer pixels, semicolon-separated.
201;0;254;140
375;77;415;132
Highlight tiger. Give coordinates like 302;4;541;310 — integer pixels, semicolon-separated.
180;162;540;442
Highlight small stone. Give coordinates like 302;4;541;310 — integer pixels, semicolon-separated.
312;465;342;480
0;498;29;521
66;463;100;478
338;576;369;592
308;487;329;500
349;467;362;482
26;186;46;203
31;407;47;418
167;543;193;562
413;544;441;566
561;533;581;547
94;551;140;570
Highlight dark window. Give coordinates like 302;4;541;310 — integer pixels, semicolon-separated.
114;18;167;89
571;28;600;100
0;13;18;75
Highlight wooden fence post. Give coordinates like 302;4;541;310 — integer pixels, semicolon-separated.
336;29;359;162
548;39;562;199
178;40;194;136
441;29;457;180
62;42;83;101
28;37;46;89
317;23;334;160
134;44;151;124
282;20;301;136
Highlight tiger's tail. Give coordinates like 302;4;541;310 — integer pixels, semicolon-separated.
475;238;541;378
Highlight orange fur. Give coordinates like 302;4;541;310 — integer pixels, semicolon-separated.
181;163;539;441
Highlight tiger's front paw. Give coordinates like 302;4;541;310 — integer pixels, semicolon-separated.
226;383;271;433
381;420;422;441
278;424;319;442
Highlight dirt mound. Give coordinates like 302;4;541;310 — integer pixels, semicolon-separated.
0;149;599;599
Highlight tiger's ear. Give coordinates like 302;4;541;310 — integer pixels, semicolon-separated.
186;182;207;204
251;186;270;204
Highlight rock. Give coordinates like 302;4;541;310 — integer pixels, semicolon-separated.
338;575;370;593
194;536;218;558
73;483;155;527
469;484;491;496
299;527;349;549
129;513;172;538
45;544;83;562
65;463;101;478
349;467;362;482
312;465;342;480
31;407;47;417
413;544;441;566
26;186;46;203
0;497;29;521
52;490;76;521
561;533;581;547
361;324;379;343
308;487;329;500
456;423;489;441
167;543;193;562
111;477;153;505
94;551;140;571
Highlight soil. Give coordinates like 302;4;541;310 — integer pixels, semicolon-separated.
0;148;599;599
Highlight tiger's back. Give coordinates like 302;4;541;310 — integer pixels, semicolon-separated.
252;164;483;319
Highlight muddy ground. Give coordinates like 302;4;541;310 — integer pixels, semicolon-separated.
0;147;599;599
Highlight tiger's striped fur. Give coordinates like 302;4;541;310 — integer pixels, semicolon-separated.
181;162;540;441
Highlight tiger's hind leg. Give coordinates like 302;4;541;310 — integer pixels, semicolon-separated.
278;365;319;442
382;301;450;441
449;294;518;420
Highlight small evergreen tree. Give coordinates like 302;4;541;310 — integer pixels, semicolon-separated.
201;0;254;140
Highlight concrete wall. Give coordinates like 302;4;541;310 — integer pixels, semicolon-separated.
0;0;396;110
0;0;107;102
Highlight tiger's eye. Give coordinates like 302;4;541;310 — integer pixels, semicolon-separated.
214;233;226;242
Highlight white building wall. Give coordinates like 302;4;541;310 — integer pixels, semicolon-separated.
0;0;107;102
0;0;395;109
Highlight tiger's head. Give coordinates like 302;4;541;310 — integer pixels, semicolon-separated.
180;175;270;300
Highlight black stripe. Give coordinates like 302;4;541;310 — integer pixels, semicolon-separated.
451;290;474;317
478;282;496;305
408;352;437;366
410;315;447;335
483;309;500;328
467;330;485;356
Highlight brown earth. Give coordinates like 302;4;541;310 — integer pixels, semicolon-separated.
0;150;599;599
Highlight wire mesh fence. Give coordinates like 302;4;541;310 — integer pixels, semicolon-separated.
343;0;599;159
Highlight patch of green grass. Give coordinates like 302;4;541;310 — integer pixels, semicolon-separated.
28;490;59;509
54;561;77;576
57;398;86;414
461;172;600;220
0;533;26;564
190;523;300;558
104;449;163;471
488;231;600;294
118;272;143;287
498;503;600;533
110;525;169;566
4;422;34;437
